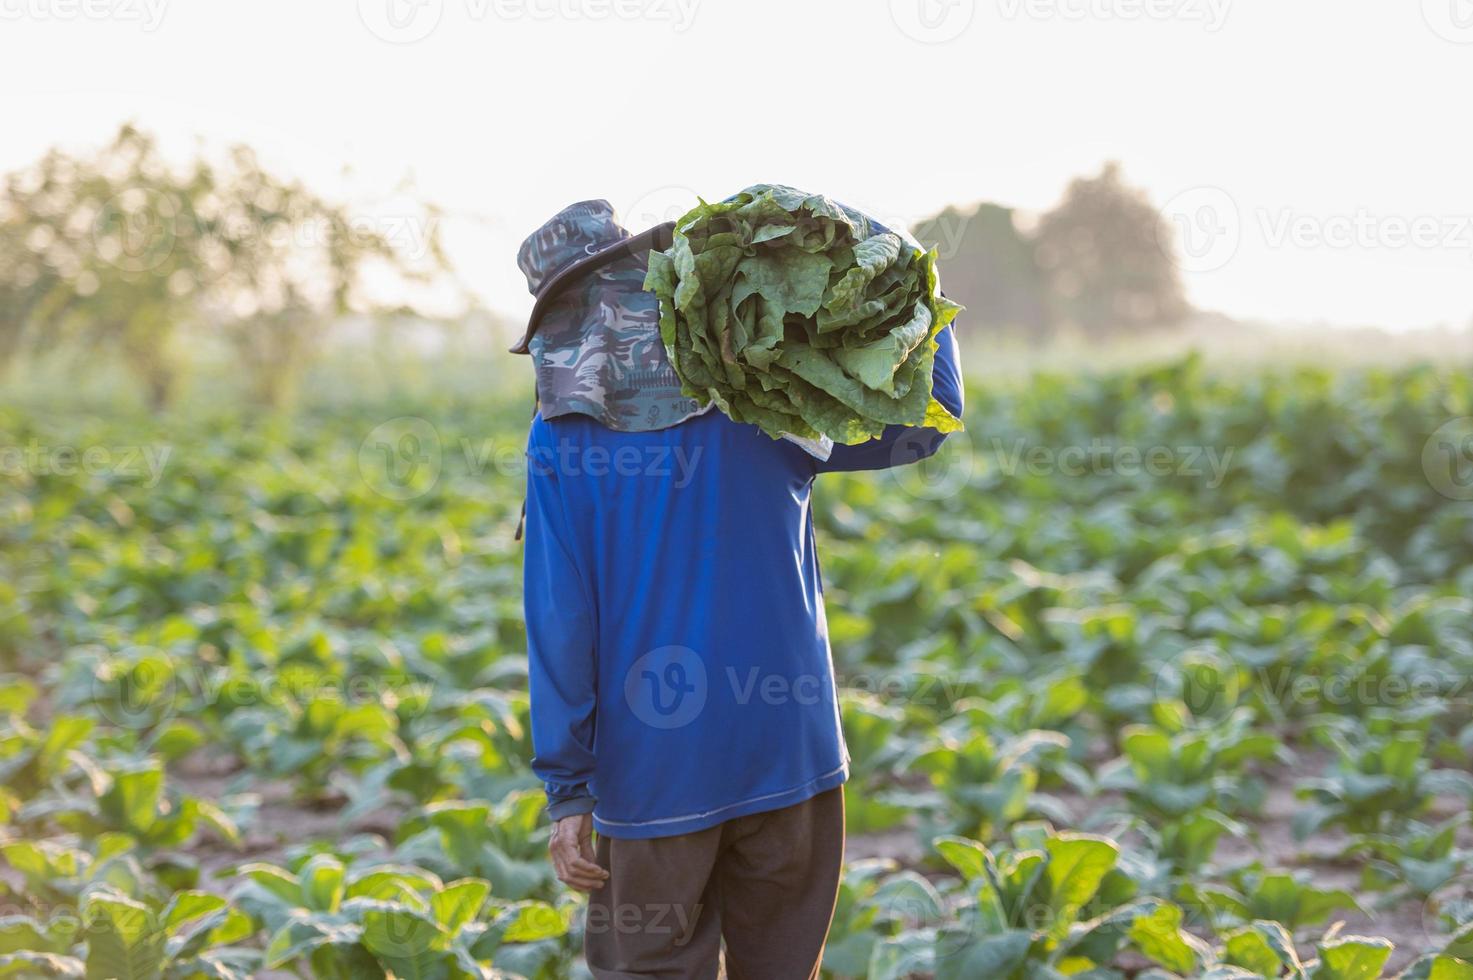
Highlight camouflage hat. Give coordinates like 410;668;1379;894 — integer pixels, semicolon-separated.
512;200;709;433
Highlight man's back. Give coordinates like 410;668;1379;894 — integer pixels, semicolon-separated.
523;324;963;838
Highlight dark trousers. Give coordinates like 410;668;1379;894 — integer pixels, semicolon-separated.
584;787;845;980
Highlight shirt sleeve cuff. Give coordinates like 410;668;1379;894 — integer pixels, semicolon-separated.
546;795;597;821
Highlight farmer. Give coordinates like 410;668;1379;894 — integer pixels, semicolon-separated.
515;200;963;979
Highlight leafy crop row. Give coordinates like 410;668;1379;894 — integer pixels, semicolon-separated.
1;357;1470;977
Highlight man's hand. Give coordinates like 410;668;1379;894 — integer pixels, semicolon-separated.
550;812;608;892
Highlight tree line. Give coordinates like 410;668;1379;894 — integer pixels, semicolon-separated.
1;129;1191;411
912;162;1191;343
0;125;451;409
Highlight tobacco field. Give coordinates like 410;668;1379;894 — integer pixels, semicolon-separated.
2;357;1472;979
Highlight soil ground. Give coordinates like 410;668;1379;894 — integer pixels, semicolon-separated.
172;748;1471;977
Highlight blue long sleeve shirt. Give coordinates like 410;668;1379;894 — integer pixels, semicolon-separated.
523;325;964;839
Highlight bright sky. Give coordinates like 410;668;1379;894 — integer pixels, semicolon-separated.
2;0;1470;331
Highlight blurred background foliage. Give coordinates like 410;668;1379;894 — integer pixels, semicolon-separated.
0;125;460;410
0;125;1322;414
914;162;1191;342
3;125;1473;978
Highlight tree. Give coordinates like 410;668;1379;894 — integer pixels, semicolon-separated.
912;202;1053;342
1032;161;1190;337
0;125;451;409
1;127;199;407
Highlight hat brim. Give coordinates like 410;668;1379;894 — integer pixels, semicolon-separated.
510;221;675;355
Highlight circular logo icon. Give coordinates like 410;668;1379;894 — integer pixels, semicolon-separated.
1422;0;1473;43
358;416;443;500
1157;186;1241;274
888;428;976;502
93;188;180;274
1151;646;1242;718
1424;417;1473;501
622;185;701;231
625;645;707;729
92;652;179;729
1421;872;1473;951
358;0;443;43
889;0;975;43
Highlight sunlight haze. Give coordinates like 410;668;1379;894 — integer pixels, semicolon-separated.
3;0;1469;331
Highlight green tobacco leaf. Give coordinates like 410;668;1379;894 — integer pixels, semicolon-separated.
1;840;86;888
995;849;1047;924
1223;920;1301;975
1252;873;1360;929
236;864;301;905
346;867;443;907
83;893;164;980
38;717;93;778
0;952;85;977
1311;935;1394;980
1042;835;1118;935
490;939;560;979
823;931;878;978
160;891;226;932
644;184;964;444
934;928;1030;980
931;837;1006;934
1128;903;1199;975
149;721;205;763
361;906;447;980
1398;956;1473;980
160;891;230;962
413;802;494;869
429;879;489;934
1428;957;1473;980
1448;922;1473;961
868;931;933;980
1060;898;1153;967
189;799;240;846
101;764;164;834
171;948;261;980
0;677;39;717
0;917;64;956
262;912;359;970
1121;727;1173;780
499;903;566;944
298;855;346;914
873;872;944;925
934;836;990;880
230;881;302;936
